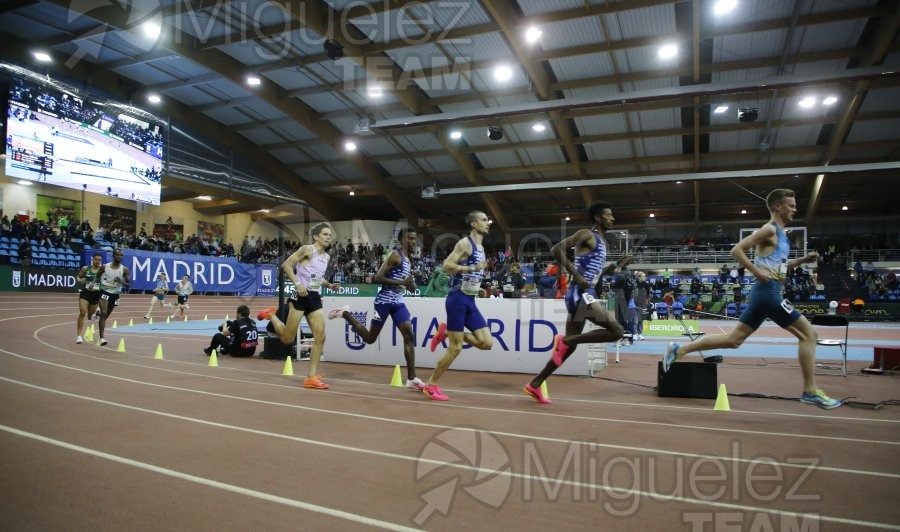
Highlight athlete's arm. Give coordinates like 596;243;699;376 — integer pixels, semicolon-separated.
551;228;594;288
121;267;130;288
374;250;403;286
731;225;775;282
76;266;88;287
282;246;311;287
443;238;473;275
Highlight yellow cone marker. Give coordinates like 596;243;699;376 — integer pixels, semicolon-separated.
111;320;117;329
128;318;134;326
153;343;164;360
714;383;731;411
84;326;94;343
540;381;550;399
204;315;208;321
166;316;171;323
184;315;188;322
282;356;294;376
116;338;126;352
148;317;153;325
208;350;218;367
390;365;403;387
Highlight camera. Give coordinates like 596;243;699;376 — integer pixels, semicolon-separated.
218;320;233;332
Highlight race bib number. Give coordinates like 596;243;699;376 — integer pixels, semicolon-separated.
309;274;322;292
778;262;788;277
461;273;482;296
581;292;597;306
100;293;109;300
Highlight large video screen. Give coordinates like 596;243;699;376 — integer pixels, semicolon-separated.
5;77;164;205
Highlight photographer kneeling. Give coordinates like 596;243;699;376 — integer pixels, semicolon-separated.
204;305;258;357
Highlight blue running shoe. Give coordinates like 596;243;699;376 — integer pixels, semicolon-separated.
800;389;842;409
662;342;679;373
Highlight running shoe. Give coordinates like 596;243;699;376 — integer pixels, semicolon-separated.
523;383;552;404
662;342;679;373
551;334;570;366
257;306;276;321
800;389;842;409
328;305;350;320
303;375;330;390
99;338;108;346
144;315;150;319
429;322;448;352
92;308;101;320
203;347;212;356
422;384;449;401
406;377;426;390
76;336;83;344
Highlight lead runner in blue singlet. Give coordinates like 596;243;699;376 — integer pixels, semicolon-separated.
662;188;840;409
328;227;426;390
421;211;494;401
523;200;629;404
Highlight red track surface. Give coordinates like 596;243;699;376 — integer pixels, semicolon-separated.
2;294;899;531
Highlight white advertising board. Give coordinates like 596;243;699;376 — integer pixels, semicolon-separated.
321;296;606;376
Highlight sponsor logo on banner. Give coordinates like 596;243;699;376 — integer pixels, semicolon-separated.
12;270;21;288
346;311;368;350
644;320;700;336
262;269;272;286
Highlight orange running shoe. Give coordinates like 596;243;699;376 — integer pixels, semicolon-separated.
257;306;276;321
303;375;330;390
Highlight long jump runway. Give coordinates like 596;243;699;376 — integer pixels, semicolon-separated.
1;294;898;531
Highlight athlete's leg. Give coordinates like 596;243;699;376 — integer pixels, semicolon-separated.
428;330;464;384
341;309;384;344
675;322;754;359
305;309;327;378
396;320;417;380
784;316;818;394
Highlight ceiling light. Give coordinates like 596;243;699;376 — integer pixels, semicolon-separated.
676;180;683;184
246;75;261;86
449;130;462;140
195;195;212;201
493;65;513;82
259;209;270;213
142;22;161;39
33;51;52;62
565;216;570;221
18;179;33;186
349;190;355;196
367;86;383;98
525;27;542;44
344;141;357;152
842;205;848;211
713;0;738;15
798;96;816;108
741;209;747;214
822;95;838;105
649;213;655;218
658;44;678;59
566;187;571;190
148;94;161;104
532;123;546;132
714;105;729;114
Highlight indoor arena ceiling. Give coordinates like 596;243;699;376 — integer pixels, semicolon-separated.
1;0;899;236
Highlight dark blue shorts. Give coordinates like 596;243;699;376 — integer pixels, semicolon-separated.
739;280;801;330
372;302;411;326
565;286;597;315
445;290;487;333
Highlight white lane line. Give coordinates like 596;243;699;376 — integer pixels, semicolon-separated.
0;423;419;532
1;374;898;482
0;408;896;531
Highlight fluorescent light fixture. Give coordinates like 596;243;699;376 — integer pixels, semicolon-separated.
195;195;212;201
148;94;161;104
449;130;462;140
259;209;270;213
714;105;729;114
142;22;161;39
798;96;816;108
349;190;355;196
532;123;546;132
525;27;542;44
493;65;513;82
344;141;357;152
822;95;838;105
33;51;52;62
18;180;33;186
658;44;678;59
676;180;683;184
713;0;738;15
246;75;261;86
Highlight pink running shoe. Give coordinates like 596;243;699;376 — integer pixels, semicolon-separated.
429;322;448;352
328;305;349;320
551;334;570;366
257;306;276;321
523;383;552;404
423;384;449;401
